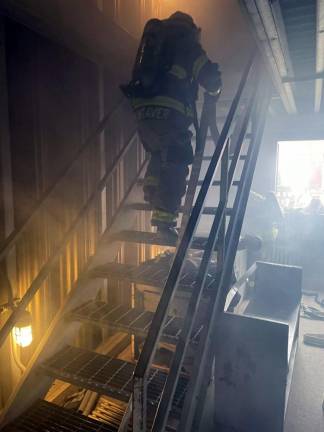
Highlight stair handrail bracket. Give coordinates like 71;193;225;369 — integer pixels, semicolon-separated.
131;54;258;432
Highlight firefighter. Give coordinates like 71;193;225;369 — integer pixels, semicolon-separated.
121;11;222;238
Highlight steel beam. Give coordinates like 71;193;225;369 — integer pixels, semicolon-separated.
283;71;324;83
0;17;16;308
240;0;297;113
315;0;324;111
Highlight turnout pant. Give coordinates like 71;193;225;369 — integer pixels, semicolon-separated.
137;118;193;226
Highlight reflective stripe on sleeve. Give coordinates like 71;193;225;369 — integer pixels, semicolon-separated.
192;54;209;80
169;64;187;80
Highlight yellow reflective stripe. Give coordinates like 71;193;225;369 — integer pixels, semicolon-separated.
132;96;193;117
192;54;208;80
152;210;176;222
169;64;187;79
144;176;159;186
208;88;222;97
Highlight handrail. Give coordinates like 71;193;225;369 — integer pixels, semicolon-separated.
179;75;271;432
0;129;138;349
0;99;127;264
132;54;255;430
151;80;259;432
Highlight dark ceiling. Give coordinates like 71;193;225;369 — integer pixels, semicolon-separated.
241;0;323;114
280;0;318;112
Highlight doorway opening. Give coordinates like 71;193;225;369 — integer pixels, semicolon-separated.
277;140;324;210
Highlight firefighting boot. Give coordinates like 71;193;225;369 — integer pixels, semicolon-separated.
151;209;179;240
156;224;179;241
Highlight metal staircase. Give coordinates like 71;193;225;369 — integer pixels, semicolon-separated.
0;56;273;432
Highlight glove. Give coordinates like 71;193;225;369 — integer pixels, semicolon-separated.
209;62;222;94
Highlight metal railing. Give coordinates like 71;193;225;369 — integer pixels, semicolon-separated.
0;99;142;349
179;75;271;432
129;55;267;431
151;75;260;432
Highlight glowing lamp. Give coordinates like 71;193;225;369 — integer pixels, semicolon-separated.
13;310;33;347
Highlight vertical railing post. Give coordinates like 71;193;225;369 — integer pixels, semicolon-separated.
189;137;230;432
133;374;147;432
217;136;229;267
179;93;211;237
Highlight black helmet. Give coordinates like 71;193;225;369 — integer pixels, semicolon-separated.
168;11;196;28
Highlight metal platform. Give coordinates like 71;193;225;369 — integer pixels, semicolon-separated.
2;399;117;432
39;346;188;413
68;301;203;345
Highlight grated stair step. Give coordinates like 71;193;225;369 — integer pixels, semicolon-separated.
88;261;218;293
137;178;240;187
2;399;117;432
67;301;203;345
108;230;220;250
196;179;240;186
202;154;247;161
90;396;177;432
2;398;177;432
127;203;233;216
39;345;188;415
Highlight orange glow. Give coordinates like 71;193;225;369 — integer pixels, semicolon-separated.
13;311;33;348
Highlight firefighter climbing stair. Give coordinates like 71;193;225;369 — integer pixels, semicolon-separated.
0;57;272;432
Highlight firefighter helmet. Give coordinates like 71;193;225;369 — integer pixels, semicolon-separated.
168;11;196;29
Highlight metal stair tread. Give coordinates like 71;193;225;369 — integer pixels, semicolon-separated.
137;178;240;187
39;346;188;411
2;398;177;432
68;300;203;345
88;261;217;293
202;154;247;161
108;230;215;250
127;203;233;215
1;399;117;432
196;179;240;186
